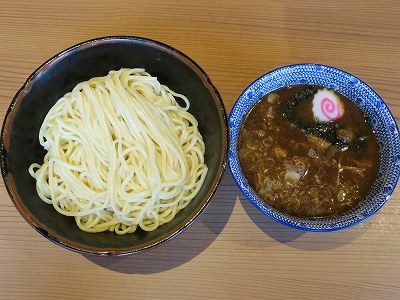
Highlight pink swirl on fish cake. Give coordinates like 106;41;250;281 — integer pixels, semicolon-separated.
312;89;344;122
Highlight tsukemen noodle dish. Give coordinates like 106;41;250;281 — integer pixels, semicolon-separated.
238;84;379;218
29;68;208;235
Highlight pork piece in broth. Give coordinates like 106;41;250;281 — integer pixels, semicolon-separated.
238;85;379;218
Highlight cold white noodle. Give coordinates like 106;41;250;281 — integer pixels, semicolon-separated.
29;68;208;235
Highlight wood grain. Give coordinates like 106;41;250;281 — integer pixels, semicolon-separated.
1;0;399;299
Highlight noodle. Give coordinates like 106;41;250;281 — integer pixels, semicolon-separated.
28;68;208;235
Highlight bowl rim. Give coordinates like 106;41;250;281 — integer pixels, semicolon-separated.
1;35;229;255
229;63;400;232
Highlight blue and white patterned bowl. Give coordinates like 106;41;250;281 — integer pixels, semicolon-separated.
229;64;400;231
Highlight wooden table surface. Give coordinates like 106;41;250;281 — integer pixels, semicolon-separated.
1;0;400;299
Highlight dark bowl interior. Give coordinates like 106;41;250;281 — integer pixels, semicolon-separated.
1;36;228;255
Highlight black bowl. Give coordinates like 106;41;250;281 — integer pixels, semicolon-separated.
1;36;228;255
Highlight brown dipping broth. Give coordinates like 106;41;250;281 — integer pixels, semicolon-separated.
238;85;379;218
